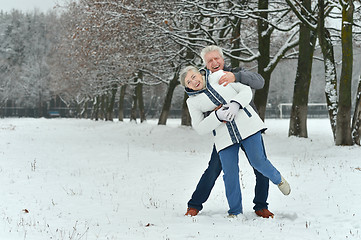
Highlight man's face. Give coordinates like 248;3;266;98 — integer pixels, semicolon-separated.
204;50;225;73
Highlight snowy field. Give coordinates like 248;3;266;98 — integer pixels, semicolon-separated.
1;117;361;240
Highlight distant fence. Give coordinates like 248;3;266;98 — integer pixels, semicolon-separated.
0;103;332;119
276;103;329;119
0;107;74;118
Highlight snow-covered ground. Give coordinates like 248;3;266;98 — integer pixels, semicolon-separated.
1;118;361;240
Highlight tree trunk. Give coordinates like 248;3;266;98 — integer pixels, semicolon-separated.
81;101;88;119
158;70;180;125
118;85;126;122
254;0;270;120
104;95;109;120
336;0;354;146
180;22;196;127
317;0;338;140
230;18;241;68
38;91;43;118
92;96;99;121
76;103;81;118
130;85;138;122
352;76;361;145
289;0;316;138
181;93;191;126
136;81;146;123
100;95;105;120
107;84;118;121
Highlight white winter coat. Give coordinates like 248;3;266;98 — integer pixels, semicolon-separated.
186;69;266;152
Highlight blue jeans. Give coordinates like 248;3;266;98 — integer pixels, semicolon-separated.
218;132;281;215
187;131;274;212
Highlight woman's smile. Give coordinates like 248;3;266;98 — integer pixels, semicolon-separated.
185;70;205;90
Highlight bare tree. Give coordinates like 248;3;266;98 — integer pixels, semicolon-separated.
285;0;341;140
352;76;361;145
317;0;338;140
287;0;317;138
161;0;299;122
55;0;174;121
336;0;354;145
252;0;299;120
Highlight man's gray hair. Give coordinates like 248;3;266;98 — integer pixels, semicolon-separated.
179;66;199;87
200;45;224;64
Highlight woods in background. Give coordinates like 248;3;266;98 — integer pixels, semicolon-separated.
1;0;361;145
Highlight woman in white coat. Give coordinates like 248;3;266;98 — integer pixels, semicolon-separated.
180;66;290;217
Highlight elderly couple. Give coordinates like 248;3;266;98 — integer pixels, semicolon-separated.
180;45;290;218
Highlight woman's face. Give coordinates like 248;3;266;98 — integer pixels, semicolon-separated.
185;70;205;91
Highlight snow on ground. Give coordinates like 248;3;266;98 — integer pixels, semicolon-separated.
0;118;361;240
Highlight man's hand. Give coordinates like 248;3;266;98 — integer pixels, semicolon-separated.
218;71;236;86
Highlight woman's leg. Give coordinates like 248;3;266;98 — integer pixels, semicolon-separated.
241;132;282;185
218;144;243;215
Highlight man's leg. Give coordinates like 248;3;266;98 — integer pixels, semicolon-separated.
253;168;269;211
187;145;222;212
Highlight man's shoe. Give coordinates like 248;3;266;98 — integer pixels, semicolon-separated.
255;209;274;218
227;214;238;218
185;207;199;216
278;175;291;195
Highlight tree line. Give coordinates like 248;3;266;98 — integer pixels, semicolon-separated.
0;0;361;146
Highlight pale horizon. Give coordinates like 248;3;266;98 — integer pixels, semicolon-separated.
0;0;66;13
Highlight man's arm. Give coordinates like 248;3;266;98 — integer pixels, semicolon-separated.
219;67;265;90
233;70;264;90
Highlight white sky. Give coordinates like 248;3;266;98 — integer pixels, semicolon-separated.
0;0;66;12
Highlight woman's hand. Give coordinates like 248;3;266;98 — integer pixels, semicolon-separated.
215;107;228;122
223;102;241;121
